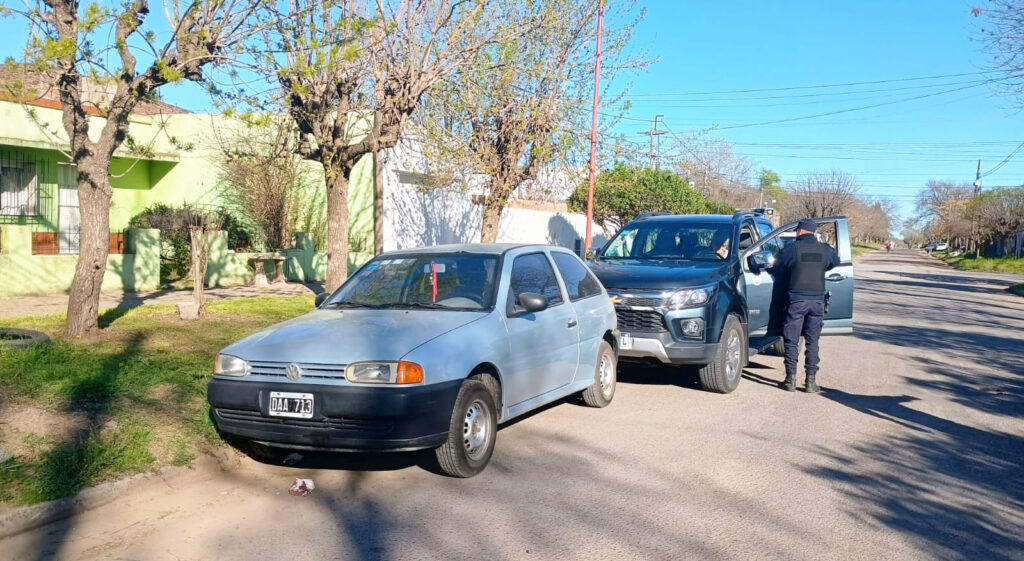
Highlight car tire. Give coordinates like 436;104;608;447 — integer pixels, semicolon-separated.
698;315;745;394
435;379;498;478
582;341;616;408
0;328;50;349
770;336;803;357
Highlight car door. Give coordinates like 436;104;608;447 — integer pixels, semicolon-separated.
502;252;580;407
742;217;855;337
550;251;607;383
738;221;775;336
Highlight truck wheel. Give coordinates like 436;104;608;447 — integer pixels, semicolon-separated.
699;315;745;394
582;341;616;408
435;379;497;478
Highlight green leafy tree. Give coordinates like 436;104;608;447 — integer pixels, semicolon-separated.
567;164;731;232
758;168;785;207
3;0;262;336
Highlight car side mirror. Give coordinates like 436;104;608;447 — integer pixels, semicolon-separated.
584;249;597;260
517;292;549;314
748;250;775;273
314;292;329;308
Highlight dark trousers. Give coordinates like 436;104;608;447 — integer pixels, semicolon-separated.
783;299;825;376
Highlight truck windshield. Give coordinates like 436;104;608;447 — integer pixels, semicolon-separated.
602;223;734;261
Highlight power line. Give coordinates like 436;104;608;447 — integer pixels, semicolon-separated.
979;139;1024;178
620;71;994;97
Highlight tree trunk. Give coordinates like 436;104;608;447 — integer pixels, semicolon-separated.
190;227;206;315
373;149;386;255
325;169;351;292
66;162;113;338
480;196;505;244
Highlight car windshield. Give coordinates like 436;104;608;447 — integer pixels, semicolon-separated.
325;253;500;310
601;222;733;261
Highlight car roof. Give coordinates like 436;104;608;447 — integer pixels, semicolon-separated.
384;243;574;257
632;214;737;224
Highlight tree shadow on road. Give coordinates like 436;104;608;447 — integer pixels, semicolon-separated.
812;389;1024;561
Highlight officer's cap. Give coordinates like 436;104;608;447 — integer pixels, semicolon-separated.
797;219;818;232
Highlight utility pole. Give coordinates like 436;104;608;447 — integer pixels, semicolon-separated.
583;0;604;254
638;114;667;170
971;159;981;254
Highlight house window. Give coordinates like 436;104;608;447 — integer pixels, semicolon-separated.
0;162;38;217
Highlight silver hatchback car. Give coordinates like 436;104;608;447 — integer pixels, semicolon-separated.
208;244;618;477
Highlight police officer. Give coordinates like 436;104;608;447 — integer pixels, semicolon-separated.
772;219;839;393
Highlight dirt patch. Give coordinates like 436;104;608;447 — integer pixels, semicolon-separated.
0;403;90;457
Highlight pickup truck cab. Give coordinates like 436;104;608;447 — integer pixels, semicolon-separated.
587;211;854;393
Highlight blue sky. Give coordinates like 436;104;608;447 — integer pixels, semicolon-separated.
600;1;1024;223
2;1;1021;225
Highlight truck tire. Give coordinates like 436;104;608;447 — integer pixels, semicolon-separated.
699;315;745;394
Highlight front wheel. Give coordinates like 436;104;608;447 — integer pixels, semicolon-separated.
435;379;498;478
582;341;616;407
698;315;745;394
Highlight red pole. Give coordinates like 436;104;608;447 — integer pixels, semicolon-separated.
584;0;604;254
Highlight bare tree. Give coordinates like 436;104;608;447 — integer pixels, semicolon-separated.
215;117;309;250
786;171;861;219
916;180;975;244
419;0;644;243
672;133;754;208
6;0;263;336
185;207;223;318
973;1;1024;106
971;186;1024;240
249;0;497;290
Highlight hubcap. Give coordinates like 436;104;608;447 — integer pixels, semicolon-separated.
598;354;615;399
725;330;741;380
462;399;491;461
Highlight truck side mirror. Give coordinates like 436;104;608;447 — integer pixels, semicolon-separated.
748;250;775;273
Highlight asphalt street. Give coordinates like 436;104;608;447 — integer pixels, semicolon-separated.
2;248;1022;561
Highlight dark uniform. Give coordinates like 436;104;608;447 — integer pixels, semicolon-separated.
772;219;839;392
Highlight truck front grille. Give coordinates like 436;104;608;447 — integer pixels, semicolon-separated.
615;309;667;333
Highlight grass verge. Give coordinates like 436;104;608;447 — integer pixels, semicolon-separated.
0;294;313;506
852;242;883;259
935;252;1024;275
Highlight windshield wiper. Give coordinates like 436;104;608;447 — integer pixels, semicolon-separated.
390;302;449;309
326;302;388;309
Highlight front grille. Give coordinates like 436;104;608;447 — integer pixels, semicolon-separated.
619;295;664;307
216;408;393;434
615;309;667;333
249;361;347;380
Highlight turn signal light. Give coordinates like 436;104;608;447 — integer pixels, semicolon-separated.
396;361;424;384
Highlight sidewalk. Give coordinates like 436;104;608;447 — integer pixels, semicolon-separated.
0;282;322;321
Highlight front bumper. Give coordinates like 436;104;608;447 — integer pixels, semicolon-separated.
619;330;719;365
208;378;462;451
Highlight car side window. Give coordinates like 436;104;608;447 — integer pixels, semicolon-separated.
756;222;782;255
738;223;756;251
509;253;564;307
551;252;603;301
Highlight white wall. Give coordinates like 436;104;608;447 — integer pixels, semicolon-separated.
381;139;607;253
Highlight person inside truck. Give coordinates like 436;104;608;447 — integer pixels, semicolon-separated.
713;230;731;260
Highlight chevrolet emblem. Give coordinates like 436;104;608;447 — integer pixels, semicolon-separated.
609;296;622;305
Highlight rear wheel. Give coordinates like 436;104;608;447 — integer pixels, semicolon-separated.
698;315;745;394
435;379;497;478
582;341;616;407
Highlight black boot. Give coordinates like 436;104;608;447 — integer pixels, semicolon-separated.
778;372;796;392
804;374;821;393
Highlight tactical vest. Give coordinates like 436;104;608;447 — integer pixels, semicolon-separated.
790;240;829;293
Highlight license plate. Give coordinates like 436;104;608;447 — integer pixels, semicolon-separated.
619;332;633;350
268;391;314;419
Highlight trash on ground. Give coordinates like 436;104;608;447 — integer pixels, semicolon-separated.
282;452;304;466
0;449;12;464
289;478;315;496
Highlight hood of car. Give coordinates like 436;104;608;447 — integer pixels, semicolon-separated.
221;309;488;364
588;258;729;291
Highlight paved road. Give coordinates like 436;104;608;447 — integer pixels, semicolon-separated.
2;249;1022;561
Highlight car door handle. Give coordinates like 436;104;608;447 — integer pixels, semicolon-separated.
567;319;578;328
826;274;845;282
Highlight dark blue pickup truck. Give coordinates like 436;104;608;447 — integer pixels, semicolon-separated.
588;211;854;393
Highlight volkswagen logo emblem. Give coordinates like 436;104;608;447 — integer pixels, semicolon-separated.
285;363;303;381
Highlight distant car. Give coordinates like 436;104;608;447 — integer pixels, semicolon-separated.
934;242;949;252
208;244;619;477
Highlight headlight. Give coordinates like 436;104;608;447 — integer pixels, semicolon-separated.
345;361;424;384
215;354;250;377
665;285;716;310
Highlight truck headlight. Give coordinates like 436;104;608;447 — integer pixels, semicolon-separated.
346;361;424;384
665;285;716;310
215;354;250;377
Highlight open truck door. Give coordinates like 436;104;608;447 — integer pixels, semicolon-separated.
742;216;854;352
